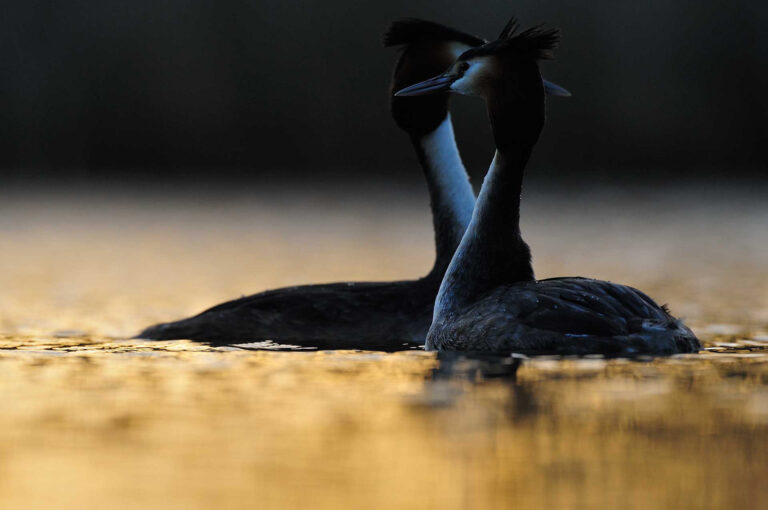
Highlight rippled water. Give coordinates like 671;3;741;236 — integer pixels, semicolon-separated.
1;185;766;509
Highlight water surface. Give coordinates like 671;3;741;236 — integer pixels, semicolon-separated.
0;184;766;509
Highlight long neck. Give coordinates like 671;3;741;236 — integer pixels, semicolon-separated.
412;114;476;279
434;95;542;315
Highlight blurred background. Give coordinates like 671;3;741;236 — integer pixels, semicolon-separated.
3;0;766;186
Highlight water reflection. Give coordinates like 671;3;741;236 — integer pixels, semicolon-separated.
1;190;766;509
0;334;766;509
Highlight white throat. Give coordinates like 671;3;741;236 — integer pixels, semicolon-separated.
419;115;475;228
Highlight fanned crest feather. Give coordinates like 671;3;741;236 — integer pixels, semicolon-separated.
512;23;561;59
465;17;560;60
497;17;520;39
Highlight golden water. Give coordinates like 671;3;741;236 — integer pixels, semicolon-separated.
1;186;766;509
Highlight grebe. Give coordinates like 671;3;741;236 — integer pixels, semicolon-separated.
136;19;485;349
396;19;700;356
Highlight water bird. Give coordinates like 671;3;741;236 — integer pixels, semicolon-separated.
136;20;485;349
396;18;700;356
137;19;571;349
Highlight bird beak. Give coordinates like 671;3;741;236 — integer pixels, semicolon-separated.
396;74;571;97
394;73;460;97
543;80;571;97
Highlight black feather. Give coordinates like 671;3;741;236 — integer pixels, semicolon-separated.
383;18;486;48
514;24;561;59
497;16;519;40
465;22;561;61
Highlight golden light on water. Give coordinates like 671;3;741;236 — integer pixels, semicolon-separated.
0;186;766;509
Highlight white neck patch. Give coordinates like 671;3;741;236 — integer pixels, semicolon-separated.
420;115;475;225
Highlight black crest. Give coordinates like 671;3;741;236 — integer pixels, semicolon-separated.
383;18;486;48
507;23;561;60
464;18;560;61
497;17;520;40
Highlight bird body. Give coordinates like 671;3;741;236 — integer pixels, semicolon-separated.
397;18;700;356
137;20;483;347
427;277;699;356
143;279;437;350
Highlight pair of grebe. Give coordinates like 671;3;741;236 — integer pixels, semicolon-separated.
139;18;699;356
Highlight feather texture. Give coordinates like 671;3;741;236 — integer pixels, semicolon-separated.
464;20;560;61
428;277;700;356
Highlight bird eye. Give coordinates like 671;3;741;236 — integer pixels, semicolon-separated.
458;62;470;73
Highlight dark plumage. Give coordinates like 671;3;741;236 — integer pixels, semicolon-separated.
140;280;438;350
428;278;700;356
460;20;560;61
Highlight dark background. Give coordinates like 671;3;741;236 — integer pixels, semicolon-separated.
3;0;766;184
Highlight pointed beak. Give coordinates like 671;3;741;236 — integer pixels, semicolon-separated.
395;74;571;97
394;73;460;97
543;80;571;97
